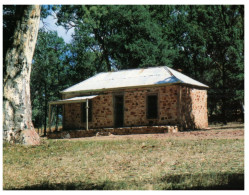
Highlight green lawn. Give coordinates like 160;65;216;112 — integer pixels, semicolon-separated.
3;128;244;190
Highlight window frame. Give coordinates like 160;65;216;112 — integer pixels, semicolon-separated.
113;94;124;127
146;93;159;119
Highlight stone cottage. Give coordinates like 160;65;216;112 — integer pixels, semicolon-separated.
48;66;208;137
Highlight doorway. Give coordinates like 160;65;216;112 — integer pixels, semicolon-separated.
114;95;124;127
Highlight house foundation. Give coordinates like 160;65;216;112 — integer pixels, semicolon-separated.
47;125;179;139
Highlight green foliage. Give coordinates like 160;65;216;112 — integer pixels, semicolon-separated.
3;5;16;64
3;5;244;125
57;5;176;71
3;5;18;79
150;5;244;122
55;5;244;122
31;29;70;129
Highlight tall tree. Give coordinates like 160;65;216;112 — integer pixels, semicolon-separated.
56;5;174;73
3;5;41;144
206;5;244;123
31;29;70;135
151;5;244;122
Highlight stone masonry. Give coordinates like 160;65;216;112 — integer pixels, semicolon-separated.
61;84;208;133
180;86;208;129
188;88;208;129
47;125;179;139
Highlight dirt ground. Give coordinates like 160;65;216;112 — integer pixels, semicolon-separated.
64;123;244;141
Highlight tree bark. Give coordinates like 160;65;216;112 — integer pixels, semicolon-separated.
221;62;227;125
3;5;41;145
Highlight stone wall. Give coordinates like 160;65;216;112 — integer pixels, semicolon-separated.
190;88;208;129
62;84;208;130
64;93;114;130
180;86;208;129
91;93;114;128
64;103;81;129
124;85;178;126
47;125;179;139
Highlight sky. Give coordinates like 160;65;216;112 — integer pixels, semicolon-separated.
39;12;74;44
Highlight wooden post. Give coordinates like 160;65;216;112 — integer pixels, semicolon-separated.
55;105;58;131
62;104;65;131
86;99;89;130
48;103;52;133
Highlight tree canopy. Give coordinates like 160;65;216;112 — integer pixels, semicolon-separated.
3;5;244;132
31;29;70;133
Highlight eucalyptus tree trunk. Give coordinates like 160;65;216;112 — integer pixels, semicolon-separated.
3;5;41;145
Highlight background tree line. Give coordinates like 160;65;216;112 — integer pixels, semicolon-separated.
3;5;244;133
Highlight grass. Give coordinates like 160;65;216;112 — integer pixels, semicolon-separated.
3;125;244;190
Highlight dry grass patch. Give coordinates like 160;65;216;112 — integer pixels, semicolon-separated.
3;125;244;190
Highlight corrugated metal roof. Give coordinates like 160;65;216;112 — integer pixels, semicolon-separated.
49;95;98;105
62;66;208;94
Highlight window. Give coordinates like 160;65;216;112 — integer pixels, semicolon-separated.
147;95;158;119
81;100;92;122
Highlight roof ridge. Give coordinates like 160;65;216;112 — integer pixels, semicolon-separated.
163;66;174;76
165;66;184;83
167;67;208;88
101;65;168;74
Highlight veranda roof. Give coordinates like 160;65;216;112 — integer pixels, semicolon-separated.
49;95;98;105
62;66;208;94
48;95;98;132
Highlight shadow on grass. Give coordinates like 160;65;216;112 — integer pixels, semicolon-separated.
6;180;127;190
160;173;244;190
6;173;244;190
184;125;244;133
209;126;244;130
